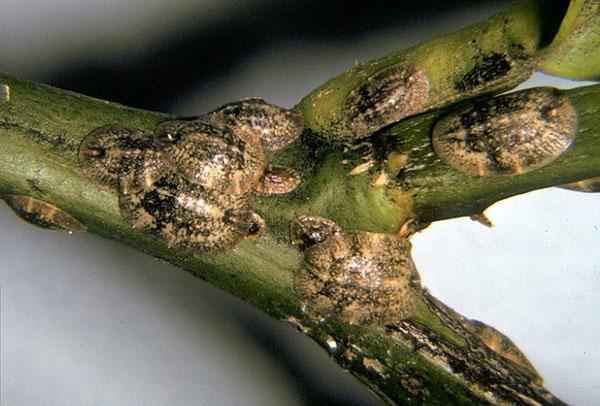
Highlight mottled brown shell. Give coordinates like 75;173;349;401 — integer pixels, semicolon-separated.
466;320;542;385
212;98;304;151
3;195;86;232
432;87;577;176
119;148;175;194
254;165;301;195
559;176;600;193
78;125;154;189
344;64;430;140
290;215;342;250
154;118;265;195
118;172;261;254
295;231;422;326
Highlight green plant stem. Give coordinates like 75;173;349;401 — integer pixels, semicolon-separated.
541;0;600;80
1;1;598;403
3;68;597;403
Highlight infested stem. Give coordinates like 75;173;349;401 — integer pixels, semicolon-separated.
0;0;598;403
2;70;597;404
297;0;573;141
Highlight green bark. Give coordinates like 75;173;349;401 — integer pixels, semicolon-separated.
541;0;600;80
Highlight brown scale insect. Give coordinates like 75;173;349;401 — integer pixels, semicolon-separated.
291;216;422;326
432;87;577;176
212;98;304;151
118;173;263;254
78;126;156;190
344;63;430;140
560;176;600;193
154;118;265;195
3;195;86;233
154;99;303;195
464;319;543;385
254;165;301;195
290;215;342;250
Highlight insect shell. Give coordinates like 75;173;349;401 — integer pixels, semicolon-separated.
254;165;301;195
3;195;86;233
559;176;600;193
432;87;577;176
465;319;542;385
154;99;303;196
290;215;342;250
292;216;422;326
118;172;265;254
154;118;265;195
78;125;156;190
344;63;430;140
211;98;304;151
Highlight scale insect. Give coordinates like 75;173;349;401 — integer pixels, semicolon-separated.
432;87;577;176
3;195;86;233
344;63;430;140
292;216;422;326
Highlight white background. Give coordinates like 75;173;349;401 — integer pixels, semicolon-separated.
1;1;599;405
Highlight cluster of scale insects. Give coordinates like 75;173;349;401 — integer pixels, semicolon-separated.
78;99;303;254
3;61;580;332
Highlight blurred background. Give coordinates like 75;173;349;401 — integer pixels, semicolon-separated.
1;1;599;404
